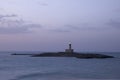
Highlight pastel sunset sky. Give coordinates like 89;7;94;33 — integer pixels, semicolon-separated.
0;0;120;52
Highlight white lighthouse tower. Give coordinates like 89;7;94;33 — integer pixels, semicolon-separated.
65;44;74;53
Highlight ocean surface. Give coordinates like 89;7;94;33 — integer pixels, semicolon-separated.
0;51;120;80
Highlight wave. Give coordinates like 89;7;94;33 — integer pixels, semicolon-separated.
9;71;120;80
9;71;86;80
0;66;12;71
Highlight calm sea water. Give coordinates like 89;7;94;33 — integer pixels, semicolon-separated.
0;51;120;80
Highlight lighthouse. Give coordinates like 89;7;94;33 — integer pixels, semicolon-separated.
65;44;74;53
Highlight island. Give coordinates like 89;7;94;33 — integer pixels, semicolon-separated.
11;44;114;59
31;44;114;59
31;52;114;59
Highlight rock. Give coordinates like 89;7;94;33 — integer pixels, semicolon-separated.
31;52;114;59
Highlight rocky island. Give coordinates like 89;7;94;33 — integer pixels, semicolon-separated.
31;44;114;59
31;52;114;59
11;44;114;59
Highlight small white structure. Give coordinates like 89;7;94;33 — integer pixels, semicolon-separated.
65;44;74;53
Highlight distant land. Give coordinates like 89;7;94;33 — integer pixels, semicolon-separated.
11;44;114;59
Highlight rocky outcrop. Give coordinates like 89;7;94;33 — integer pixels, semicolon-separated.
31;52;114;59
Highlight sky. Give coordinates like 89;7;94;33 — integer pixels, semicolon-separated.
0;0;120;52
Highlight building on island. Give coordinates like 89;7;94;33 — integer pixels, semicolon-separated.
65;44;74;53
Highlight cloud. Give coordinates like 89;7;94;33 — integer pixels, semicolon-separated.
37;1;48;6
107;20;120;29
0;27;30;34
50;29;70;33
50;23;103;33
65;25;81;30
0;14;17;19
40;3;48;6
116;8;120;12
64;23;106;31
49;24;84;33
0;7;4;11
0;14;41;34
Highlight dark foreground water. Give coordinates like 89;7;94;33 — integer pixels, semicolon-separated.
0;52;120;80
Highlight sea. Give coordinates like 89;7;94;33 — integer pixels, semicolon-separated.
0;51;120;80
